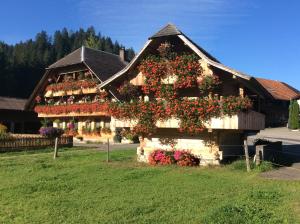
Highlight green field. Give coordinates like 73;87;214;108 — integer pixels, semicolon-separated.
0;148;299;224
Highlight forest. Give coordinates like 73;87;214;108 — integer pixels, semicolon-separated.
0;26;135;98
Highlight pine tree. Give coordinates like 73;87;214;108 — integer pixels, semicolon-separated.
288;100;300;129
84;34;101;49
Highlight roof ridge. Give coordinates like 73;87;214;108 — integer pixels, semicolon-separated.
149;23;182;39
83;45;122;58
47;47;83;68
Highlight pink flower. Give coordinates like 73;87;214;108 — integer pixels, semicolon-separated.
154;150;165;161
174;150;183;161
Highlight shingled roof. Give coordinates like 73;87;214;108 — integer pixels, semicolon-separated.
48;46;127;81
255;78;300;100
99;23;252;89
150;23;182;39
0;97;27;111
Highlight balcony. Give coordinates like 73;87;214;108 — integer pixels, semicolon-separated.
112;110;265;131
44;80;98;97
34;103;109;118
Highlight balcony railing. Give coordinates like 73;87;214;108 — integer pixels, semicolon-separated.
34;102;109;117
112;110;265;131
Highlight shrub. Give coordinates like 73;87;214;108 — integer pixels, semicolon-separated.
288;100;299;129
39;127;64;138
254;161;274;172
148;149;199;166
0;123;8;135
0;123;11;139
175;150;200;166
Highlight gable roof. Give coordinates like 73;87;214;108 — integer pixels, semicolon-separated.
48;46;127;81
25;47;127;110
0;96;27;111
255;77;300;100
99;23;252;89
150;23;182;39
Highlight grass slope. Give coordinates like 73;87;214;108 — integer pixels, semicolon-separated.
0;148;299;224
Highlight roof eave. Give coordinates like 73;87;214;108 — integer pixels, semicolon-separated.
98;39;153;89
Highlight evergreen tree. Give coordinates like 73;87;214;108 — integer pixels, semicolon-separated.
0;27;135;98
84;34;101;49
288;100;300;129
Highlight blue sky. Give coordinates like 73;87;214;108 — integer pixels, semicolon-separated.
1;0;300;89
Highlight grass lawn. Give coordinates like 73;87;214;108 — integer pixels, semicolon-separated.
0;148;300;224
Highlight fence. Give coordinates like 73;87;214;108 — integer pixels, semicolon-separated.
0;136;73;152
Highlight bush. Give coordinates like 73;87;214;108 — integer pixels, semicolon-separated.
0;123;11;139
230;160;274;172
39;127;64;138
288;100;299;129
230;159;255;171
148;149;200;166
0;123;7;134
254;161;274;172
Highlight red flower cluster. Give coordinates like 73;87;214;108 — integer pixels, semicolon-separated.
98;90;108;99
109;95;252;136
171;98;220;134
171;54;202;89
139;56;168;95
117;82;140;101
34;102;109;115
148;149;200;166
222;96;252;115
107;44;253;137
45;80;98;92
197;75;221;93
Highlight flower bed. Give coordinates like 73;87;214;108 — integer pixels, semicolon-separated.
34;102;109;115
148;149;200;166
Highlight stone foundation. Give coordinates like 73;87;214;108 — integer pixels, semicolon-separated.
137;137;222;166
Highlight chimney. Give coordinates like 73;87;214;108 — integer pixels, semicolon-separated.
119;47;125;62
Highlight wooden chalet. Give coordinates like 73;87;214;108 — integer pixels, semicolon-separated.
255;78;300;127
0;96;40;133
99;23;270;165
26;46;127;141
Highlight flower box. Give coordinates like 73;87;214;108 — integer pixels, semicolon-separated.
34;102;110;117
66;90;73;95
72;89;82;95
44;90;53;97
53;90;66;97
82;88;97;94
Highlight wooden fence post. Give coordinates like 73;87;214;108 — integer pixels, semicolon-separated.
255;145;261;166
243;139;251;172
107;138;110;163
53;137;58;159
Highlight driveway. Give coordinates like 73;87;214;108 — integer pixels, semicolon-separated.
74;142;139;151
248;127;300;180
